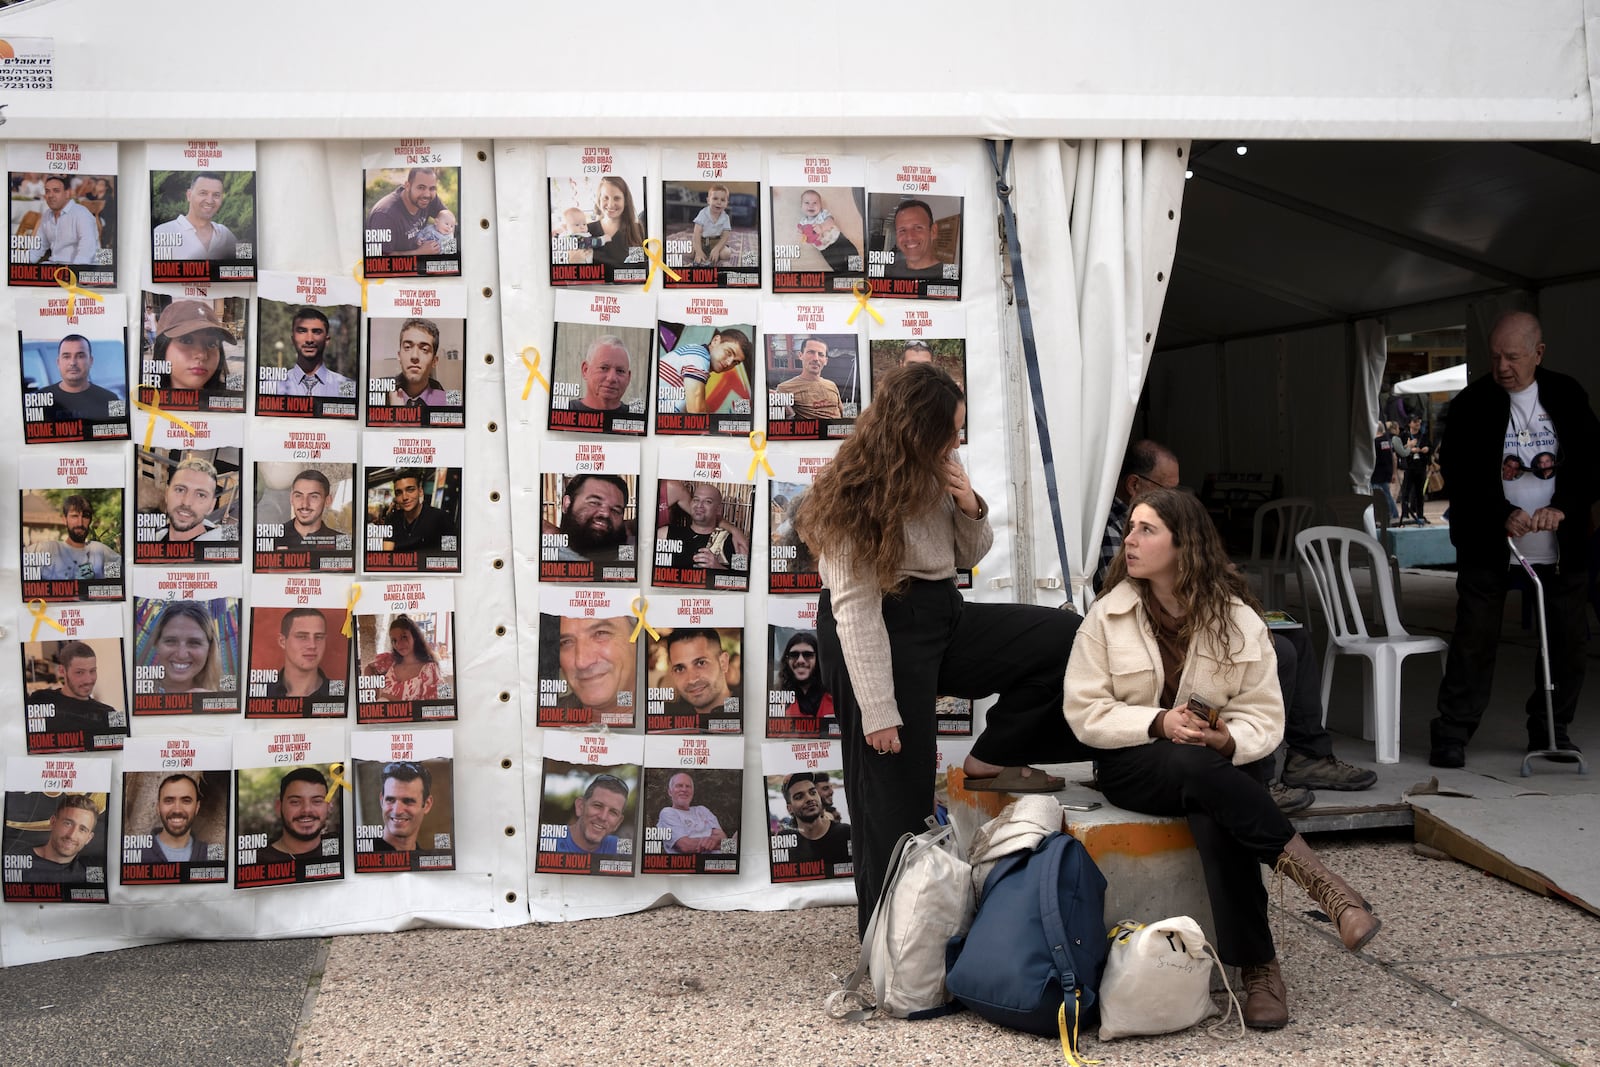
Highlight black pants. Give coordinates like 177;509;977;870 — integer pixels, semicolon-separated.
818;580;1090;937
1433;562;1588;747
1273;628;1333;763
1400;467;1427;520
1097;742;1294;966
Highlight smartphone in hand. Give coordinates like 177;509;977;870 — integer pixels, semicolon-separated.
1186;694;1220;729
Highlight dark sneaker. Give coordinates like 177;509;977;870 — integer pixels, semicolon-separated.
1428;742;1466;769
1282;752;1378;791
1270;781;1316;813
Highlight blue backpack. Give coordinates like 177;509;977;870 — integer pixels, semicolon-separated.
944;832;1109;1061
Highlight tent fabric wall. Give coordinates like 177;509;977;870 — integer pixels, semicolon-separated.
1350;319;1388;491
1010;140;1188;602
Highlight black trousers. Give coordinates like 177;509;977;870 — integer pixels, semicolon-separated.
1400;467;1427;520
818;579;1089;937
1273;628;1334;762
1433;562;1588;747
1097;742;1294;966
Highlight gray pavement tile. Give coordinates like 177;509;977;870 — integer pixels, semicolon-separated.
1395;952;1600;1067
0;937;323;1067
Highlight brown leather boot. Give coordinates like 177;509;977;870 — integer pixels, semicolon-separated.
1240;959;1288;1030
1274;833;1381;951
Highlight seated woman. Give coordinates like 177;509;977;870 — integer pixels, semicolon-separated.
1064;487;1379;1030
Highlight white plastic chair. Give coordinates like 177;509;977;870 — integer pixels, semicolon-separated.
1296;525;1448;764
1245;497;1315;610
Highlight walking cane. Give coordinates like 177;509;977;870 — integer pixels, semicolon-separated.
1507;538;1589;776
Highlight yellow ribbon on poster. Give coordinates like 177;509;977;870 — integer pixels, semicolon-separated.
352;261;383;312
519;346;550;400
640;238;682;292
747;430;774;480
847;279;884;326
53;267;105;319
341;583;362;638
324;761;353;803
134;386;199;450
629;596;659;644
27;599;68;643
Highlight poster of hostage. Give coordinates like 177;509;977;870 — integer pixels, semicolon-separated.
21;602;127;755
19;452;125;603
131;566;242;716
654;290;758;437
548;145;649;287
643;594;744;735
864;160;964;300
354;579;456;725
765;597;838;740
133;410;243;565
660;148;761;290
365;285;467;429
547;289;652;437
233;728;345;889
245;574;353;720
769;153;866;294
869;303;968;442
651;448;753;592
536;586;639;729
639;734;743;876
253;422;357;573
763;302;861;441
2;757;111;904
148;139;257;284
119;737;230;886
8;140;118;288
139;289;248;414
362;139;462;279
767;451;827;594
352;729;455;874
254;271;361;420
534;731;643;877
762;741;852;884
539;440;640;584
16;292;130;444
362;431;463;574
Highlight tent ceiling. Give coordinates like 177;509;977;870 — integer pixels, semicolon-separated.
1157;141;1600;351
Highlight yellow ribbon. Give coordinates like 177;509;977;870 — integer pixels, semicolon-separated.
27;599;68;643
133;386;199;450
746;430;774;480
640;238;682;292
519;346;550;400
341;583;362;638
53;267;105;319
846;279;884;326
629;596;659;644
352;261;383;312
324;761;353;803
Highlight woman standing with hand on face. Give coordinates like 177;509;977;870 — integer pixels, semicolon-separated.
799;362;1091;938
1064;487;1380;1031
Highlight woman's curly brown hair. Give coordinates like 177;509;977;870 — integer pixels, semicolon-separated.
796;362;964;593
1101;486;1261;655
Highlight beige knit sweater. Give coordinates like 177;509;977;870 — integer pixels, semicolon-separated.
818;491;992;736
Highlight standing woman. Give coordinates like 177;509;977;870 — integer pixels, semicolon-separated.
1064;488;1379;1029
799;362;1089;937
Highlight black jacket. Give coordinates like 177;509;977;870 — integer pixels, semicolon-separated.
1441;366;1600;569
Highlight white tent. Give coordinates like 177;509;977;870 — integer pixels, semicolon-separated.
1392;364;1470;396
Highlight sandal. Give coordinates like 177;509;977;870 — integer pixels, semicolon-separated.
962;766;1066;793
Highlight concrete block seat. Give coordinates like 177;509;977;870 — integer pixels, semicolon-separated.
946;766;1217;943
